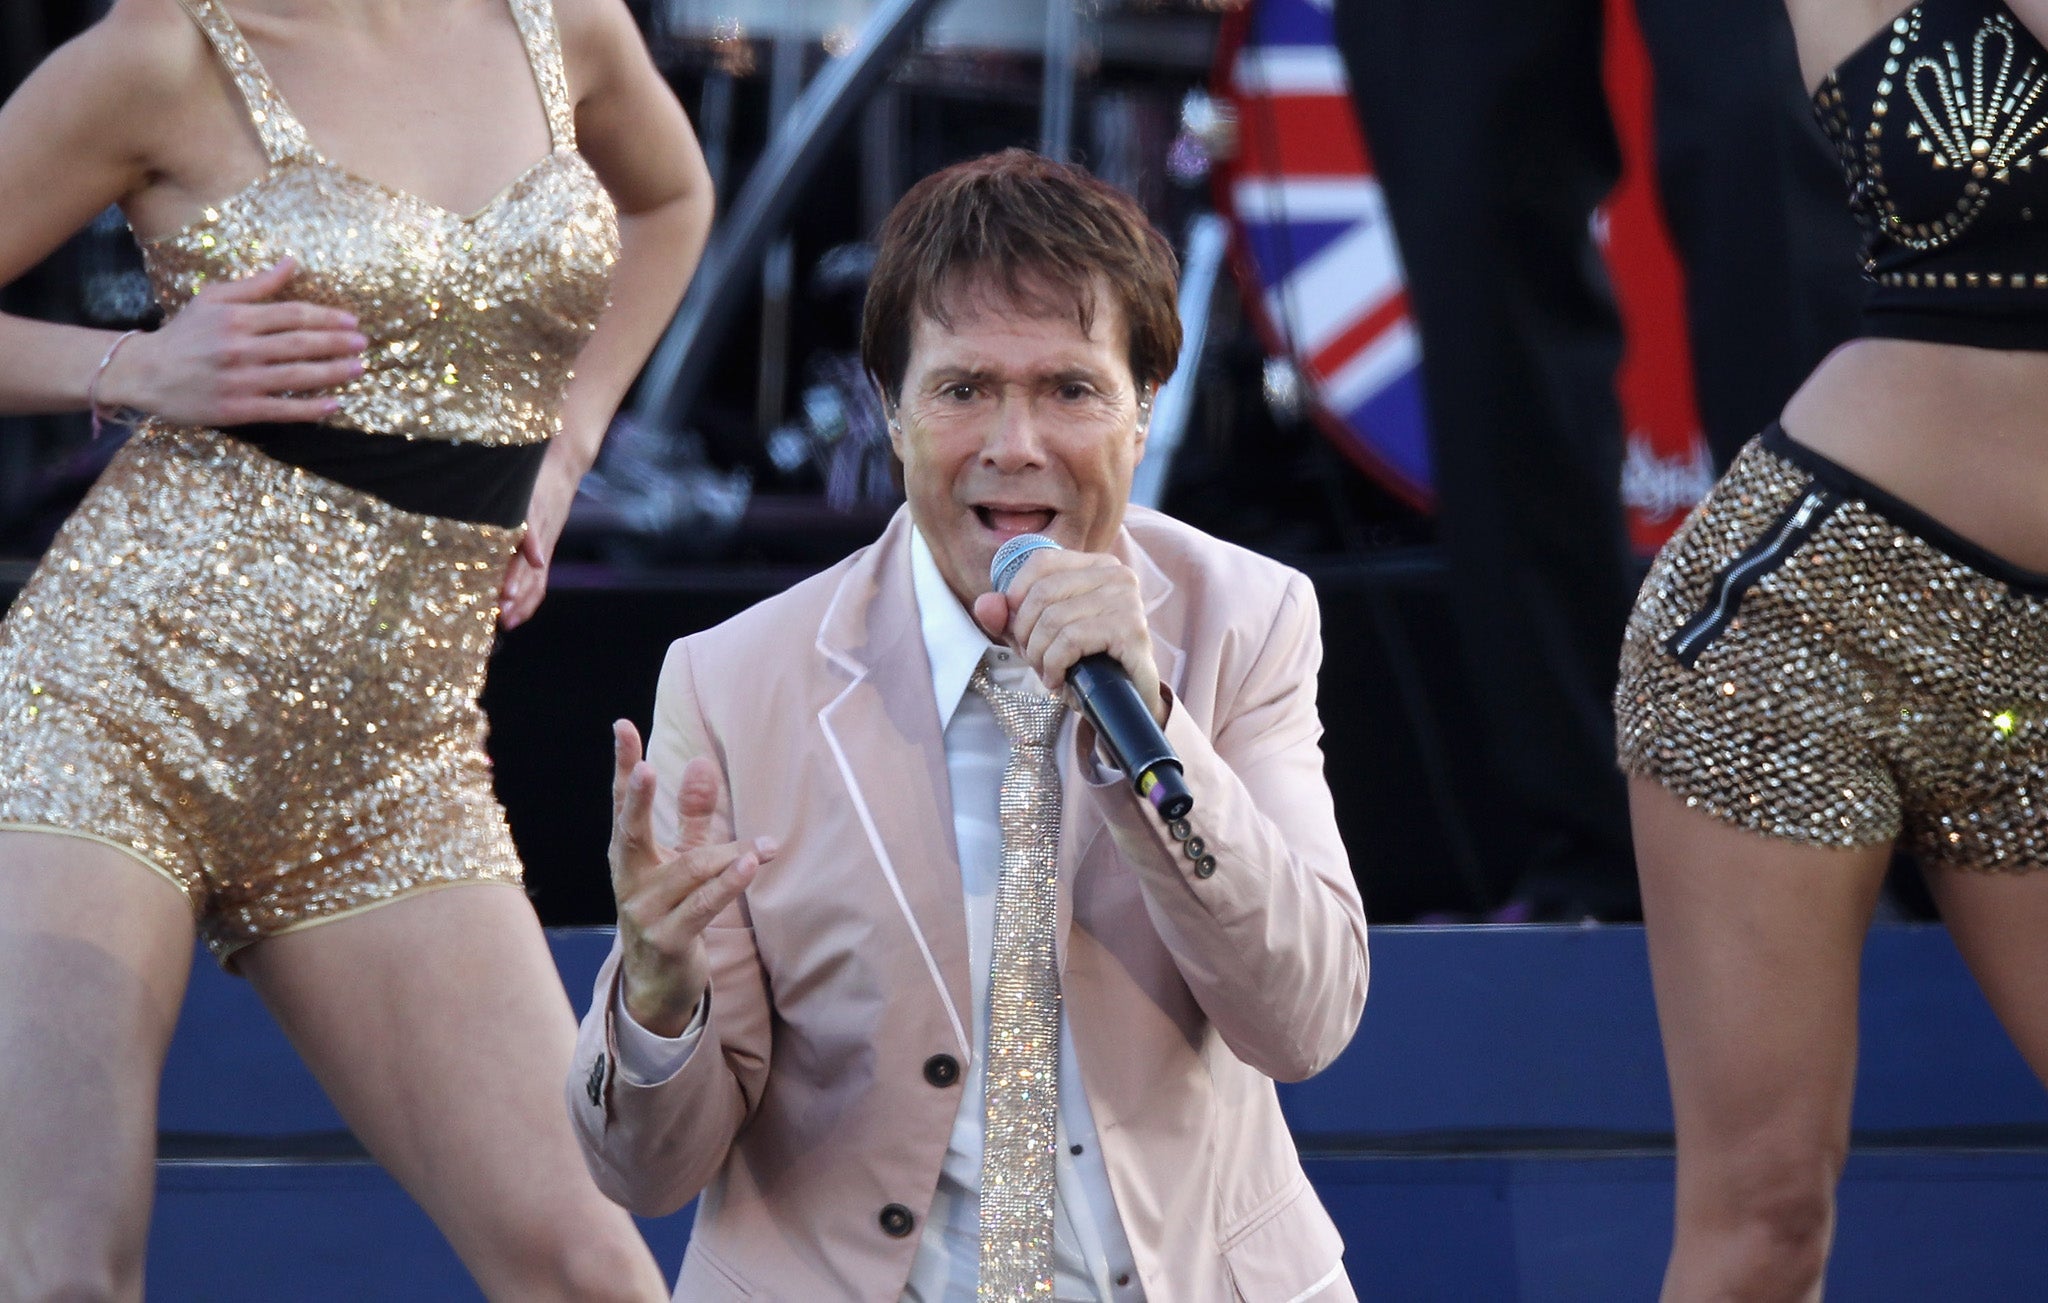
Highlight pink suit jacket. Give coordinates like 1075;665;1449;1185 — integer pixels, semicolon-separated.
570;506;1369;1301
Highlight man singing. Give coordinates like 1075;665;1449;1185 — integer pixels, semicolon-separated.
569;148;1367;1301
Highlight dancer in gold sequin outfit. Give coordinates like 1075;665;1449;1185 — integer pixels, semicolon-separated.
1615;1;2048;1295
0;0;709;1295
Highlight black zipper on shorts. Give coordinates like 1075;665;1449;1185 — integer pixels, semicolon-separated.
1665;486;1842;668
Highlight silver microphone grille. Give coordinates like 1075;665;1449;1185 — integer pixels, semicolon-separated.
989;533;1062;595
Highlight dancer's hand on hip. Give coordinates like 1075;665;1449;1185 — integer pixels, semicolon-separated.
96;258;366;427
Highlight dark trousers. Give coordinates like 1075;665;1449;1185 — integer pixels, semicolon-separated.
1636;1;1864;464
1331;0;1860;915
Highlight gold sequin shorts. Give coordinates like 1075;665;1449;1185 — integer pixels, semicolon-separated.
0;425;526;961
1618;424;2048;869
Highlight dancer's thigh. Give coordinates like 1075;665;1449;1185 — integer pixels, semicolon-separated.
1924;865;2048;1088
238;881;661;1299
1632;778;1890;1197
0;832;197;1300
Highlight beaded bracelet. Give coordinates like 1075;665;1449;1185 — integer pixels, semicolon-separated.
86;328;145;439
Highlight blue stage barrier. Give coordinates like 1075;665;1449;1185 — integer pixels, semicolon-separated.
1280;925;2048;1139
151;924;2048;1298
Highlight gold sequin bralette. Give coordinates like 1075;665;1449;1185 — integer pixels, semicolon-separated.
142;0;621;447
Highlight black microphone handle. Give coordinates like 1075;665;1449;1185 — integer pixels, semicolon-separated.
1068;654;1194;821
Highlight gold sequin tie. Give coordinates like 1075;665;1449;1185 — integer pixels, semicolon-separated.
969;664;1065;1301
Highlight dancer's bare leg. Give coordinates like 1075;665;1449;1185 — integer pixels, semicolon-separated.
1922;863;2048;1088
1632;777;1892;1303
239;882;665;1302
0;833;197;1303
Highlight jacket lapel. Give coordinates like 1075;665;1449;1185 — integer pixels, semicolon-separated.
814;512;974;1055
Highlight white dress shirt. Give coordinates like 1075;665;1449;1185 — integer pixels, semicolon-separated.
612;528;1144;1302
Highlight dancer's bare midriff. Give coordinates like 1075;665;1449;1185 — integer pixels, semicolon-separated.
1780;338;2048;572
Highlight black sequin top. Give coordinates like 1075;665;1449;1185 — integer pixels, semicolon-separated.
1816;0;2048;347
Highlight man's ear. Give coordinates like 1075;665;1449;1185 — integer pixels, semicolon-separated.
872;372;899;431
883;401;907;495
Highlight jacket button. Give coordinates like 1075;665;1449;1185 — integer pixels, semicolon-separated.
879;1203;915;1237
1193;854;1217;879
923;1053;960;1087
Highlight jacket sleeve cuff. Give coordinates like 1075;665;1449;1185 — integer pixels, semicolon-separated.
610;982;709;1087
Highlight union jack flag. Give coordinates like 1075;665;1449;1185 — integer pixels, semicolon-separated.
1216;0;1434;506
1216;0;1712;548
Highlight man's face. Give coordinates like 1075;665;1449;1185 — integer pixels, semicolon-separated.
889;277;1149;608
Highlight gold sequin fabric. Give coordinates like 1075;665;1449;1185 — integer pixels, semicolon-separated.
1617;427;2048;869
141;0;619;447
968;665;1064;1299
0;427;526;961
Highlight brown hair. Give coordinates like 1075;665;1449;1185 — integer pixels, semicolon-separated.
861;149;1181;405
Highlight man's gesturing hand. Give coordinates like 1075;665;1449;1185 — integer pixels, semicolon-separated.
610;720;777;1038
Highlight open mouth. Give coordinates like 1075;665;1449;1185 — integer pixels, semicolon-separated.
974;505;1057;537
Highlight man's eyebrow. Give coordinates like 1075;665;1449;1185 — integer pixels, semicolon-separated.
1044;366;1112;386
924;363;1112;384
921;365;997;385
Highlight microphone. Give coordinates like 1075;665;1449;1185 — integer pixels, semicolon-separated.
989;534;1194;821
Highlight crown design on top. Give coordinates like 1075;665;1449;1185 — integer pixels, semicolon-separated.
1905;13;2048;183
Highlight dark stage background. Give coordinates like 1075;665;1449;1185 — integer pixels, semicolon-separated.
3;0;1896;925
478;547;1497;927
3;0;1492;920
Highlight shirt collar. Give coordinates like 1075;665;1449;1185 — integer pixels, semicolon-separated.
910;526;1006;731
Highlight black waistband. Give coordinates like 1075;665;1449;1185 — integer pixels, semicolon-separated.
1857;306;2048;353
1760;423;2048;595
228;423;545;529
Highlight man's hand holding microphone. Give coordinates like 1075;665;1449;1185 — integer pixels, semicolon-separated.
973;533;1193;820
